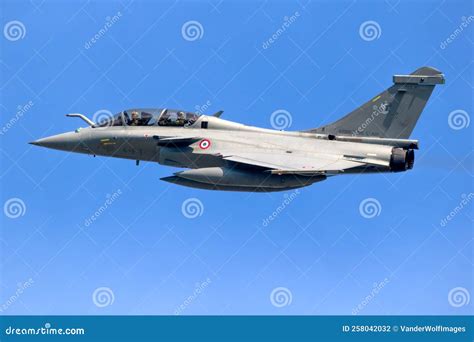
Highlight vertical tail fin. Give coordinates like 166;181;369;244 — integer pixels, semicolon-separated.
308;67;445;139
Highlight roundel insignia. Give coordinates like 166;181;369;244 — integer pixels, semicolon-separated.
199;139;211;150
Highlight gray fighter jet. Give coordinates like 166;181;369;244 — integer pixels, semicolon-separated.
31;66;444;192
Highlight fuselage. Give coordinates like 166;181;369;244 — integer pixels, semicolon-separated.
31;110;416;191
36;116;394;171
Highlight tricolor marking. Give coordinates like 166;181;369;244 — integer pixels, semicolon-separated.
199;139;211;150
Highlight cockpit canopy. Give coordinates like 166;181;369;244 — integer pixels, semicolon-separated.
97;109;200;127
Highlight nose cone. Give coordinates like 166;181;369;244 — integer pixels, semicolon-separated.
30;132;82;151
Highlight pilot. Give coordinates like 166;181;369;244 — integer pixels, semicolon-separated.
129;111;140;126
176;111;186;126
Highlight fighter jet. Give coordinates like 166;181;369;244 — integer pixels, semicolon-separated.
31;66;444;192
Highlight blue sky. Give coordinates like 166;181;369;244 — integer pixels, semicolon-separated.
0;0;472;315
